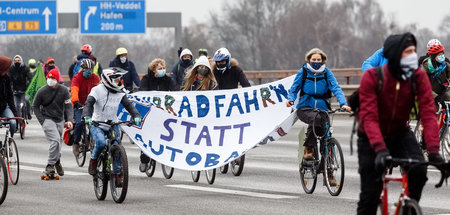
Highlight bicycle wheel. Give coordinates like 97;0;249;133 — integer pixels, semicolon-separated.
398;199;423;215
219;164;228;174
0;159;8;205
299;161;317;194
75;128;88;167
145;159;156;177
161;164;174;179
231;154;245;176
205;168;216;184
440;125;450;160
93;154;108;201
6;138;19;185
110;144;128;203
191;171;200;182
324;138;345;196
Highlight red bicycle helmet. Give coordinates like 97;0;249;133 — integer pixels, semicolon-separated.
80;44;92;54
428;40;445;55
63;128;74;146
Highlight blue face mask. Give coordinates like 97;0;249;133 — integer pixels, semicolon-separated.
83;70;92;78
156;69;165;77
437;55;446;64
310;62;322;70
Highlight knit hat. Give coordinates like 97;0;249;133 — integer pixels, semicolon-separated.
46;57;55;65
47;68;60;80
0;56;12;76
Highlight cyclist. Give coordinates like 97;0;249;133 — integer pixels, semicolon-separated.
212;47;250;89
43;58;63;83
170;48;194;90
70;59;100;156
82;68;141;185
8;55;32;120
357;32;444;215
0;56;17;137
286;48;351;185
33;69;73;177
419;39;450;67
28;58;37;77
71;44;103;80
109;47;140;93
138;58;176;172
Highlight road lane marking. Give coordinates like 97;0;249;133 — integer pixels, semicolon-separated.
21;165;89;176
166;184;298;199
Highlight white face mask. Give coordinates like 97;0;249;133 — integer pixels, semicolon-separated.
120;57;127;63
399;52;418;80
47;78;57;87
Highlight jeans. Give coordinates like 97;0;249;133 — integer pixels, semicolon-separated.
1;105;16;137
90;125;122;174
73;108;83;144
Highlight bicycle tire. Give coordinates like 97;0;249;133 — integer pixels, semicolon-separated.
0;159;8;205
398;199;423;215
205;168;216;184
299;161;317;194
161;164;174;179
191;171;200;182
219;164;228;174
93;154;108;201
145;159;156;177
440;125;450;161
75;128;88;167
6;138;19;185
324;138;344;196
110;144;128;203
231;155;245;176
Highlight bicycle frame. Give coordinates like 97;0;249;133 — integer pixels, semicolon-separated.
380;171;409;215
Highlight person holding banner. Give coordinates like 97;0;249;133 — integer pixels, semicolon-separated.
182;56;218;91
286;48;351;185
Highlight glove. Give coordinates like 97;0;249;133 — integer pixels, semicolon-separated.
134;117;142;126
428;153;444;164
83;116;92;126
374;149;390;173
73;101;81;109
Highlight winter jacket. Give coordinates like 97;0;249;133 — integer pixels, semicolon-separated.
140;69;177;91
109;57;140;91
170;59;194;90
361;47;388;72
212;58;250;90
70;72;100;105
8;55;32;92
287;64;347;110
0;75;17;116
421;57;450;95
358;64;439;154
33;84;73;124
72;53;103;79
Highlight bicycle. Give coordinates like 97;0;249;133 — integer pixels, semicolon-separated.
73;107;94;167
0;142;8;205
299;108;345;196
13;91;28;140
91;120;132;203
0;117;22;185
161;164;174;179
377;157;450;215
191;168;216;184
219;155;246;176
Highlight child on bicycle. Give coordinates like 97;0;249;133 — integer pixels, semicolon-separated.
82;68;141;186
357;32;444;214
286;48;351;185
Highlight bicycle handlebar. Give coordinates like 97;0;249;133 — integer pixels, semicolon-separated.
313;108;350;114
92;120;134;127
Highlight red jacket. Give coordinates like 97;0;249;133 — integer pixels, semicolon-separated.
71;72;100;105
358;65;439;154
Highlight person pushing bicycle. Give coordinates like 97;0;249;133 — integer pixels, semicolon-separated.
357;32;444;215
82;68;141;185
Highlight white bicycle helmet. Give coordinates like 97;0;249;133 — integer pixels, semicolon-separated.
101;67;128;92
80;58;95;69
427;39;441;49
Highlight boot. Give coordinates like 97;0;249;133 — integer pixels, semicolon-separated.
45;164;55;174
139;162;148;173
72;143;80;157
303;145;314;160
88;159;98;175
114;174;123;187
327;171;337;186
55;160;64;176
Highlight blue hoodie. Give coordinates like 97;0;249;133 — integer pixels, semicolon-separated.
361;47;388;72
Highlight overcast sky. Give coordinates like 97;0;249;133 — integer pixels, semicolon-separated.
57;0;449;31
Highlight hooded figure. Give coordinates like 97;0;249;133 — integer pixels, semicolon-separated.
170;48;194;90
8;55;32;92
182;56;217;91
383;32;418;81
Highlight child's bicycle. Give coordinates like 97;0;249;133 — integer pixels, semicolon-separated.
0;117;23;185
91;120;133;204
299;108;346;196
377;157;450;215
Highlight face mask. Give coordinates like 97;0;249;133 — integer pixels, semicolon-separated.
83;70;92;78
400;52;418;80
48;65;55;70
156;69;166;77
197;68;209;76
437;55;446;64
14;62;21;68
29;64;36;69
120;57;127;64
182;59;191;65
47;78;57;87
216;62;227;69
310;62;322;70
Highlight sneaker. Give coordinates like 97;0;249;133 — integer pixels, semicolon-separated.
88;159;98;176
303;146;314;160
72;143;80;157
55;160;64;176
327;171;337;186
114;174;123;187
45;164;55;174
139;162;148;173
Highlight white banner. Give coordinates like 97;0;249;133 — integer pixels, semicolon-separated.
118;76;298;170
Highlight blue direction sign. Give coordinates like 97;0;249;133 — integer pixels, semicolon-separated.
0;0;57;35
80;0;145;34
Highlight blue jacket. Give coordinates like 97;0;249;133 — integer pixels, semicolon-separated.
361;47;388;72
109;57;140;91
287;64;347;110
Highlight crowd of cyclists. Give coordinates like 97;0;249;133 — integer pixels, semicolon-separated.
0;31;449;213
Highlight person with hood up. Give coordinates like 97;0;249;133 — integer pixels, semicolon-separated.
171;48;194;90
212;47;250;89
182;56;218;91
356;32;444;214
28;58;37;77
43;57;63;83
109;47;140;92
8;55;33;120
0;56;17;137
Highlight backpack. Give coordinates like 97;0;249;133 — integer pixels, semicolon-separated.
299;69;333;109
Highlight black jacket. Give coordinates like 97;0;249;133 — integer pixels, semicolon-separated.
109;57;140;91
0;75;17;116
140;69;177;91
8;64;31;92
212;58;250;89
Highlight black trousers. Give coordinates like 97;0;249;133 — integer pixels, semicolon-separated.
296;108;328;147
356;130;427;215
